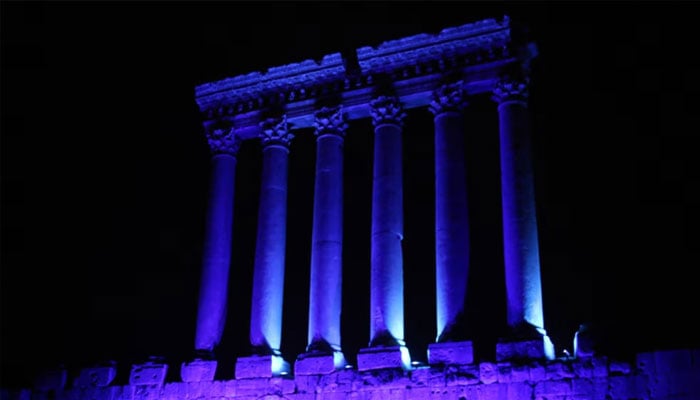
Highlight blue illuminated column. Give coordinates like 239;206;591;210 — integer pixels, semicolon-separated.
305;106;348;367
368;96;407;347
248;116;293;356
194;123;241;354
493;77;553;360
429;82;471;343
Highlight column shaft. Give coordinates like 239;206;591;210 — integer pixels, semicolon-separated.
307;112;346;352
249;143;290;354
370;122;405;346
195;153;237;352
431;84;471;343
497;93;545;332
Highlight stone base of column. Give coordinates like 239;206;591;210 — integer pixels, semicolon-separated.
428;341;474;365
234;355;290;379
129;358;168;386
294;351;347;375
357;346;411;371
496;335;555;362
180;359;217;382
74;364;117;388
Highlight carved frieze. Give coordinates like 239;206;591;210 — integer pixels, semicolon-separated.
194;17;516;119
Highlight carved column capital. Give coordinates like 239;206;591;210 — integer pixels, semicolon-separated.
259;115;294;148
369;96;406;128
204;121;241;156
492;77;529;104
313;106;348;137
429;81;467;116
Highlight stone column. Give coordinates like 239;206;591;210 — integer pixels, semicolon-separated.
357;96;411;371
235;116;293;378
182;122;240;382
295;106;348;375
426;82;474;365
493;77;554;361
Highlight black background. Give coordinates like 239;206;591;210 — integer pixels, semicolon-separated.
2;1;699;389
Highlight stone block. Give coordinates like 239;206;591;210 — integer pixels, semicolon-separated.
478;362;497;384
635;351;655;374
510;364;529;382
295;353;337;375
129;360;168;386
591;356;608;377
528;362;546;382
496;337;554;362
506;382;532;400
74;365;117;388
427;341;473;365
534;379;571;397
545;361;575;379
357;346;410;371
496;363;511;383
180;359;217;382
33;368;68;391
234;355;289;379
608;360;631;375
654;348;692;373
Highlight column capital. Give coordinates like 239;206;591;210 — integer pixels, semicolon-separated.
259;115;294;148
369;96;406;128
492;77;529;104
313;106;348;137
204;121;241;156
429;81;467;116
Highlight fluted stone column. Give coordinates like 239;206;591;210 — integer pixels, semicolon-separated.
493;77;554;361
295;106;348;375
182;123;240;382
357;96;411;371
235;116;293;378
427;82;474;365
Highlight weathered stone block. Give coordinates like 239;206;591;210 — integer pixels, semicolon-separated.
545;361;574;379
73;365;117;388
295;353;337;375
180;359;217;382
608;360;631;375
534;379;571;397
496;363;511;383
591;356;608;377
654;348;691;372
357;346;410;371
510;364;529;382
528;363;545;382
427;341;473;365
496;337;553;362
506;382;532;400
234;355;289;379
478;362;497;384
635;351;655;374
129;360;168;386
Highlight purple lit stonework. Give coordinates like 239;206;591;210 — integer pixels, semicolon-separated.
13;16;700;400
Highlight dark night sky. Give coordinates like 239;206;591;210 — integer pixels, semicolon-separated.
2;1;699;389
